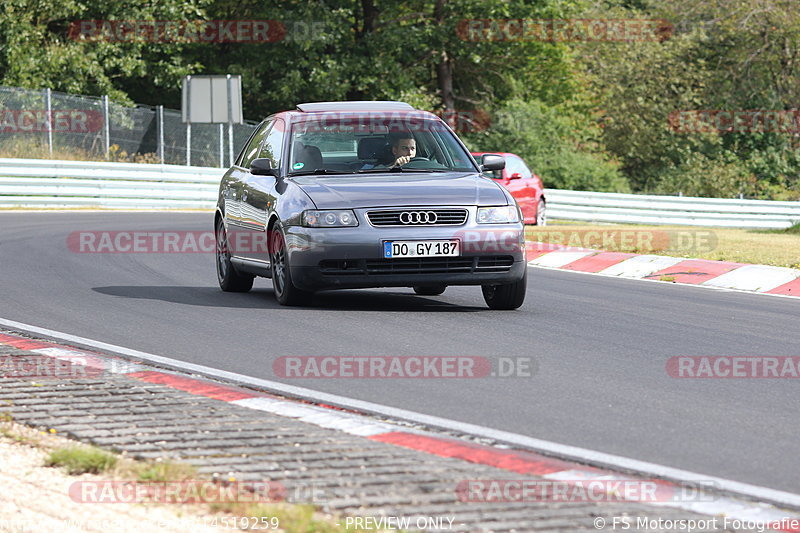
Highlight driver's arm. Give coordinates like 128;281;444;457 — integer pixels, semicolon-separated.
393;155;412;166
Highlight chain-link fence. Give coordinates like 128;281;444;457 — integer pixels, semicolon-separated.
0;86;258;167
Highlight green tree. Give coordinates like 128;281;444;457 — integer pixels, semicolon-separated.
0;0;207;103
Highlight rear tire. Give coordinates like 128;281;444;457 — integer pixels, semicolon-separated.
482;271;526;310
413;284;447;296
269;222;313;306
216;218;254;293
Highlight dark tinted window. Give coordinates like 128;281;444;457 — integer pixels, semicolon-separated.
238;120;272;168
261;119;285;170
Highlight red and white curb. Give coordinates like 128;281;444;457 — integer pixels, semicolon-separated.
526;243;800;297
1;325;799;531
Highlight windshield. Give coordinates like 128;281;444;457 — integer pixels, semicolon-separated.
288;112;478;175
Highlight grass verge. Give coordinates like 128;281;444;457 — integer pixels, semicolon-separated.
529;222;800;268
46;445;118;474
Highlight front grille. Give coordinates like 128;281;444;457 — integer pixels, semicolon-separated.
366;209;468;226
319;256;514;276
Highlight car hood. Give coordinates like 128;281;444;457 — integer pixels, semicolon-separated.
289;172;508;209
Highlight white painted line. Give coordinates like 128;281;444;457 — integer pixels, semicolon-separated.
599;255;686;278
542;469;607;481
702;264;800;292
1;316;799;512
232;397;396;437
528;251;595;268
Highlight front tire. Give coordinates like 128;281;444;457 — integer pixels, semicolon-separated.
215;217;254;292
535;198;546;226
269;223;313;306
482;271;526;310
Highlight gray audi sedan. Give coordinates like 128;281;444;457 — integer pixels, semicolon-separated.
214;101;527;309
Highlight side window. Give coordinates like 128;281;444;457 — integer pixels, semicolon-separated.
481;167;502;179
509;156;531;178
260;119;285;170
238;120;272;168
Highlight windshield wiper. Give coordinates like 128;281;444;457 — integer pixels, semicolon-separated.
288;169;352;176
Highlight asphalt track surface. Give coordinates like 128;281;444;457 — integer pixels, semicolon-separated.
1;212;798;494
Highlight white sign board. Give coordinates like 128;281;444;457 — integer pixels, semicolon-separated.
182;75;243;124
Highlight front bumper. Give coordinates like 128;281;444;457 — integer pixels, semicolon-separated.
284;206;526;291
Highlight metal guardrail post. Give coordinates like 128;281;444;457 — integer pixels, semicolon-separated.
44;88;53;156
186;123;191;166
219;124;224;168
102;95;110;159
227;74;234;169
157;105;165;164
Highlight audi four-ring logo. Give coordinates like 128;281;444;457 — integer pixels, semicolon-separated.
399;211;438;224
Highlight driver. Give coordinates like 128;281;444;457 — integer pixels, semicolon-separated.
388;132;416;167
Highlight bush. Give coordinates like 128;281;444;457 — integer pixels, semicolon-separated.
653;152;758;198
464;99;630;192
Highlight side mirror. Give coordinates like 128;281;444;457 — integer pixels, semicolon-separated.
480;154;505;172
251;158;279;177
509;172;523;180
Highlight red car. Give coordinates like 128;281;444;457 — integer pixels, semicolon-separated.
472;152;546;225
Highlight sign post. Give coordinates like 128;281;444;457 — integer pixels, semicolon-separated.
182;75;243;167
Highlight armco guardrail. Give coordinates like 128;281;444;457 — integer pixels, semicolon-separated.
0;158;799;227
0;158;222;209
545;189;800;229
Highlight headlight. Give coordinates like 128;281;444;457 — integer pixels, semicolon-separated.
302;210;358;227
477;206;519;224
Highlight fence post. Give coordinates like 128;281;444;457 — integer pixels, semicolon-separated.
102;95;110;159
186;123;191;166
157;105;165;164
44;88;53;156
219;124;224;168
226;74;234;168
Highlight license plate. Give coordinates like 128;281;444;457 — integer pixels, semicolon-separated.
383;240;460;258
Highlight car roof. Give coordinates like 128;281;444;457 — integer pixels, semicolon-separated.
273;102;442;125
296;101;415;113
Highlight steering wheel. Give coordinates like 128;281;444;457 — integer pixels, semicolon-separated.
409;156;429;162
